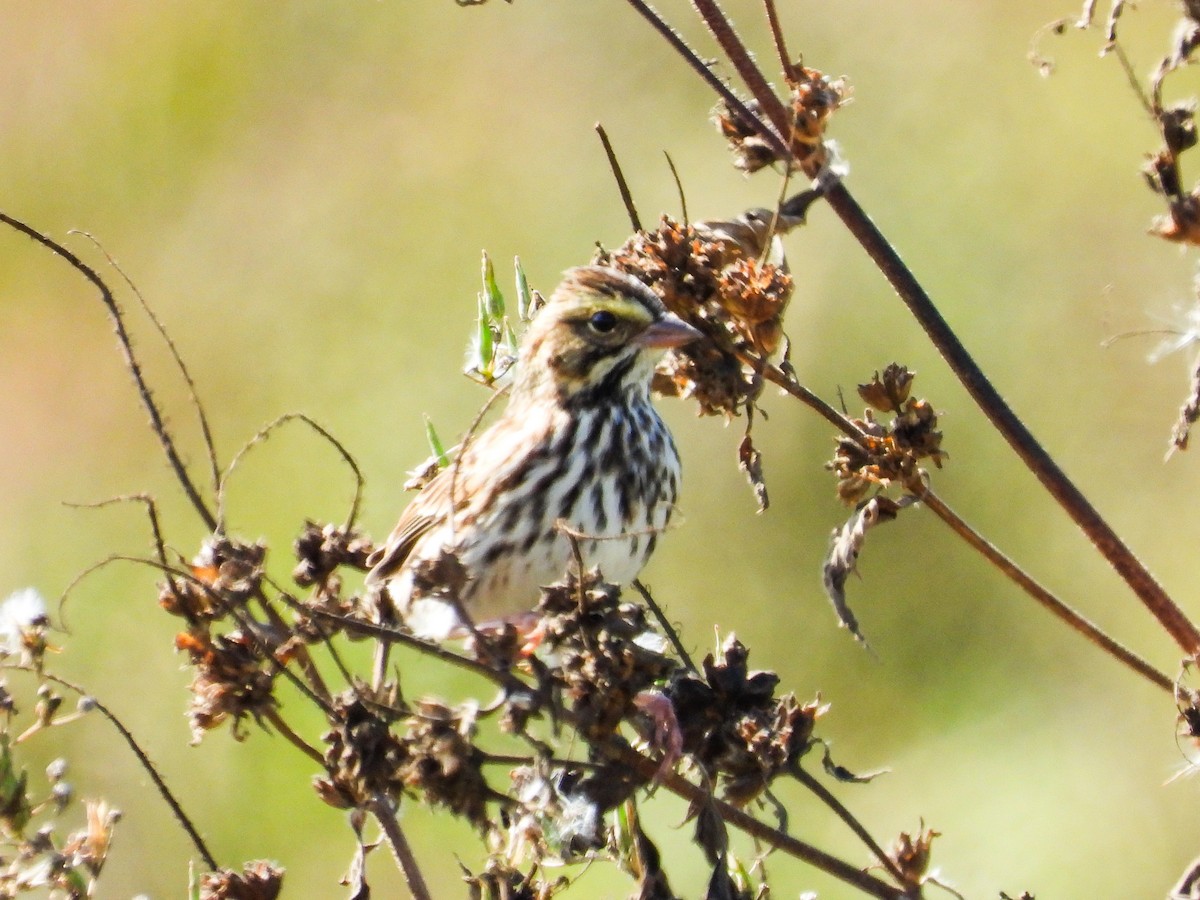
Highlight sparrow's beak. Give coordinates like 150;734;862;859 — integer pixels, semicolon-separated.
636;313;704;350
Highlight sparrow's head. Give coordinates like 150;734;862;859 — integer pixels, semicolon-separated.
514;266;702;406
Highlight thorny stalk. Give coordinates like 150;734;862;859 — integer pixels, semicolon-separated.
652;1;1200;657
0;213;219;533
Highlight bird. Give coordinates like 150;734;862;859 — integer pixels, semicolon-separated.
365;265;703;639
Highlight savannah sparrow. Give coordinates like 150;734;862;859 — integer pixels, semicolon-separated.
366;265;702;638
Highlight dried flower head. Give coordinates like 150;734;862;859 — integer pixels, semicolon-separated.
828;365;945;504
0;589;49;670
713;65;849;175
714;98;782;174
162;537;267;623
292;521;373;588
398;699;492;828
666;635;823;806
596;214;795;418
176;627;276;743
199;860;285;900
537;571;675;745
314;690;406;810
889;821;941;890
460;858;566;900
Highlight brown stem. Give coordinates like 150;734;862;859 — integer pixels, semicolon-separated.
261;706;325;766
793;765;905;886
33;671;220;872
256;579;333;705
819;181;1200;658
918;487;1174;693
762;0;795;82
690;0;791;136
631;578;696;671
603;738;908;899
760;361;869;440
369;794;434;900
622;0;789;158
595;122;642;233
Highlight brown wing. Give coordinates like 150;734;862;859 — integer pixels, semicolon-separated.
364;472;454;586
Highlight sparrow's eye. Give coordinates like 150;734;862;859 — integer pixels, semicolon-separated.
588;310;618;333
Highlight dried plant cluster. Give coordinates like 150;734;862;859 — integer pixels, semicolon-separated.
4;1;1200;899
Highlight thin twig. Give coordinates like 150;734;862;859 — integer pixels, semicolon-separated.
762;0;796;82
596;122;642;232
759;360;870;442
217;412;365;532
267;583;360;692
28;670;220;872
70;230;223;502
0;212;218;532
261;706;325;766
792;765;905;886
631;578;695;671
663;151;689;225
369;794;434;900
255;576;333;707
60;493;178;631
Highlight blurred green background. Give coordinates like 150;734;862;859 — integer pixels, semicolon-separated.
2;1;1199;896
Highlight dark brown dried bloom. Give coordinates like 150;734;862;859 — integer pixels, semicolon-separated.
714;98;782;174
666;635;822;806
857;363;915;413
890;821;941;890
537;571;675;745
829;366;945;504
784;65;849;169
596;214;794;418
199;860;285;900
461;858;567;900
398;699;492;828
713;66;848;174
176;627;276;742
292;520;374;588
162;536;267;623
315;690;406;810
